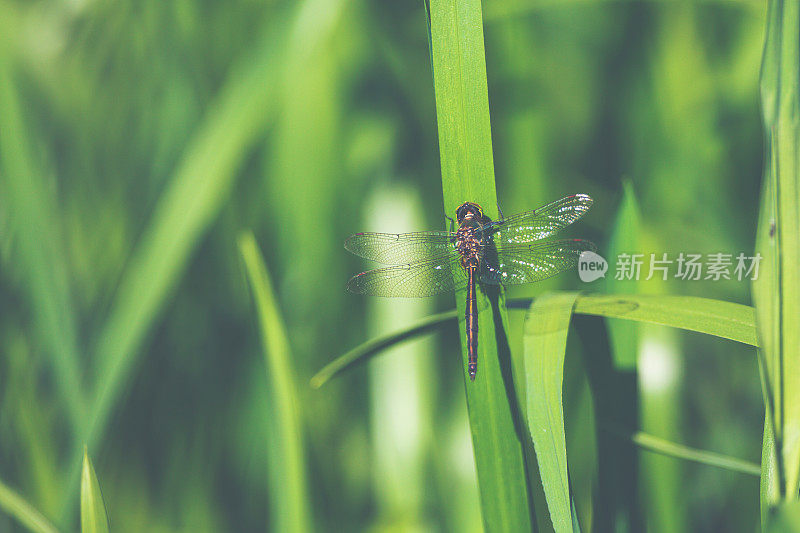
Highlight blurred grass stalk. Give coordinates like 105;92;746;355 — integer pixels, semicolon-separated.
606;183;685;531
427;0;533;530
754;0;800;521
239;232;312;533
57;9;293;522
365;187;436;530
0;46;86;439
0;476;59;533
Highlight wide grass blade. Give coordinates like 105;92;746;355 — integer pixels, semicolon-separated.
767;501;800;532
427;0;533;530
80;450;109;533
572;294;757;347
755;0;800;504
523;292;581;532
0;477;60;533
239;232;311;533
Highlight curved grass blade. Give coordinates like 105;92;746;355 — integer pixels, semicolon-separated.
603;426;760;477
80;450;109;533
572;294;757;347
428;0;533;529
0;477;59;533
311;309;458;388
524;292;581;532
318;294;757;387
239;232;311;533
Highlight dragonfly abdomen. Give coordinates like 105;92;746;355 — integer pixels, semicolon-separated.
466;265;478;380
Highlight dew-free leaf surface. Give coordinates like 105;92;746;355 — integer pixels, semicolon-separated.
80;450;109;533
239;232;311;533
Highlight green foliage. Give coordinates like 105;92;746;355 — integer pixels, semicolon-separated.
604;180;642;370
428;0;532;530
80;450;109;533
239;232;311;533
755;0;800;515
0;56;85;434
623;430;760;477
316;294;758;385
575;295;757;346
767;501;800;533
311;309;459;388
523;292;581;532
0;477;59;533
0;0;777;530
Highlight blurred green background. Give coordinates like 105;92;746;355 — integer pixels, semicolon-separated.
0;0;768;531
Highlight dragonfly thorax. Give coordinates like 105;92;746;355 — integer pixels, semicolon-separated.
455;225;482;270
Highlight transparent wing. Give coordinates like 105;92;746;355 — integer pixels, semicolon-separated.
487;194;593;244
481;239;597;285
347;252;467;297
344;231;456;265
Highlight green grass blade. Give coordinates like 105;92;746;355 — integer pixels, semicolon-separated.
573;294;757;347
0;477;59;533
239;232;311;533
764;419;782;529
428;0;532;531
604;180;642;370
599;181;642;530
80;450;109;533
755;0;800;502
60;18;287;518
88;23;282;438
603;426;761;477
767;501;800;533
310;309;458;388
0;54;85;433
318;295;756;385
523;292;581;532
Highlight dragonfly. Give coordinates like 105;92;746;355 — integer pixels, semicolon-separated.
345;193;596;381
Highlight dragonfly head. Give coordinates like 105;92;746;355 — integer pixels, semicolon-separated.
456;202;484;225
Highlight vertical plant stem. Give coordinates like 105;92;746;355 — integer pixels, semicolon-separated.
755;0;800;506
426;1;533;530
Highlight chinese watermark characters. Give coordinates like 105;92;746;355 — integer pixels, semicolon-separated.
611;252;762;281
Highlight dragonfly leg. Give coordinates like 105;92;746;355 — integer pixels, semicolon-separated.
496;202;505;222
443;213;456;232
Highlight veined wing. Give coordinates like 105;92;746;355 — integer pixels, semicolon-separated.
347;252;467;297
481;239;597;285
488;194;593;244
344;231;456;265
